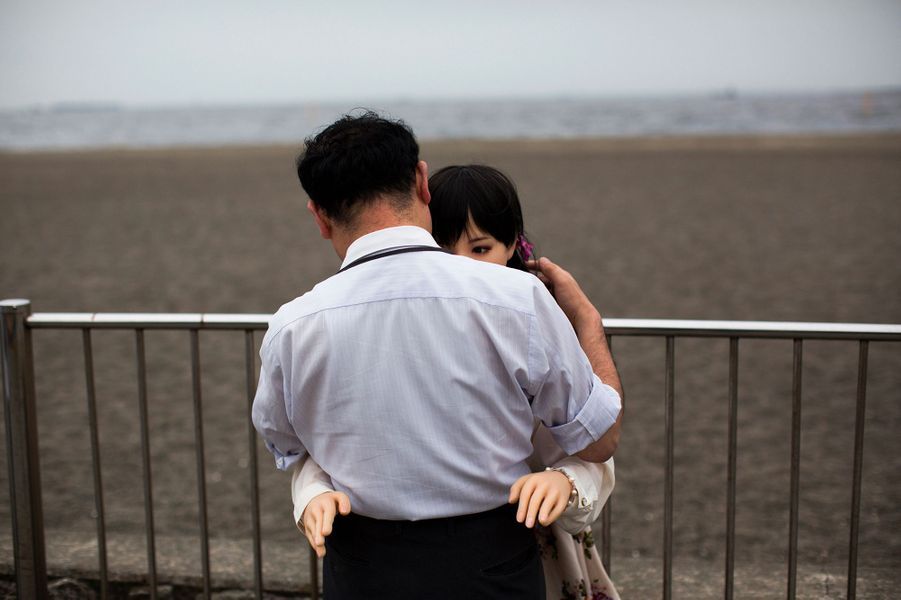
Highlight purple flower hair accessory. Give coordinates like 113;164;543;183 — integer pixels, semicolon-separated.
517;235;534;261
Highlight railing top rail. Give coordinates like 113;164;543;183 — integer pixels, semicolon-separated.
602;318;901;340
26;312;270;330
19;310;901;340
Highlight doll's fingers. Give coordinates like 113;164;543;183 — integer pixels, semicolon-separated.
311;522;327;558
515;488;530;523
509;474;529;503
310;535;326;558
311;533;326;558
524;487;545;528
303;511;321;551
311;512;325;546
537;487;562;525
537;494;553;525
303;506;319;536
336;492;352;515
307;503;326;550
303;526;317;551
320;501;337;540
545;495;567;525
515;478;538;523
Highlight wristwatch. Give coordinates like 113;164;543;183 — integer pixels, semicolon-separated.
545;466;579;507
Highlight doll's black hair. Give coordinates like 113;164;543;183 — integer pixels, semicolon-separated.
428;164;534;271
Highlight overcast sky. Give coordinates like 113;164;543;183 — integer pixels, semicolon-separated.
2;0;900;109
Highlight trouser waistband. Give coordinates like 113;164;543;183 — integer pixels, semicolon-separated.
336;503;518;537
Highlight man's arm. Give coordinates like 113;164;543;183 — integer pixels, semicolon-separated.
570;308;622;462
251;357;308;471
530;257;623;463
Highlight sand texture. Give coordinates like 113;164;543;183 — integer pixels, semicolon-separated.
1;134;900;596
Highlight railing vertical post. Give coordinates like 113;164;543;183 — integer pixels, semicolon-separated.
135;329;158;599
602;335;613;576
190;329;211;599
82;329;108;600
787;339;803;600
725;338;739;600
1;299;48;599
244;330;264;599
309;546;320;600
846;340;868;600
663;336;675;600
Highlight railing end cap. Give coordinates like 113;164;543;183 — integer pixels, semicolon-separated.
0;299;32;313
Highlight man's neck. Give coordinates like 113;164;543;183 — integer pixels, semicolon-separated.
331;203;431;260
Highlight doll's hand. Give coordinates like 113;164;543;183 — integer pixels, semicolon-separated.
508;470;573;528
301;491;351;558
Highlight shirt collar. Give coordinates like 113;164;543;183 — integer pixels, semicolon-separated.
340;226;440;270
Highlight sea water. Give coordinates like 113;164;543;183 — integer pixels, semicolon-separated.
1;90;900;150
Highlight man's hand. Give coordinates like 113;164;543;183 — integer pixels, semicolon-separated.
528;256;623;400
301;491;351;558
508;470;573;528
527;257;600;332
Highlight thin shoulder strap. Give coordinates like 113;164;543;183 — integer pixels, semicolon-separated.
337;245;448;273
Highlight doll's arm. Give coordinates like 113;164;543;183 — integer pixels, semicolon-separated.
291;455;334;530
523;422;615;533
291;456;351;557
508;457;614;532
508;468;574;528
550;456;615;535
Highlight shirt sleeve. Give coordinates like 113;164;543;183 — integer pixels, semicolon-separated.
526;285;622;455
291;456;336;533
251;355;307;471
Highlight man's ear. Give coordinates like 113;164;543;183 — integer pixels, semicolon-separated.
307;200;332;239
415;160;430;206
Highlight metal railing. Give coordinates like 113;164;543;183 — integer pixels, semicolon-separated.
2;299;900;599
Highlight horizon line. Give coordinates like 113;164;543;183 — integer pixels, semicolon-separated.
2;86;900;114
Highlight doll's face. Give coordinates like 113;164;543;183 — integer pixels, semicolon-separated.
448;220;515;266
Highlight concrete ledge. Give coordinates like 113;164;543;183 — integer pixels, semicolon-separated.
610;557;897;599
0;529;318;595
2;531;898;598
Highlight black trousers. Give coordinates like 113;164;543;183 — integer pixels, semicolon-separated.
323;504;545;600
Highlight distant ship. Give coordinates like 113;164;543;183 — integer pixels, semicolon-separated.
712;88;739;101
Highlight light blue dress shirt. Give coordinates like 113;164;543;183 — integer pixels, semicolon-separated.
252;226;621;520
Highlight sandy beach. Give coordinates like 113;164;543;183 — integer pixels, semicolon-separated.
1;134;900;595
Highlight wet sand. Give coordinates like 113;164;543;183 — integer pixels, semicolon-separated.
1;134;900;595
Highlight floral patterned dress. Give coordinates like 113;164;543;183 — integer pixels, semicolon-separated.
527;423;619;600
536;523;619;600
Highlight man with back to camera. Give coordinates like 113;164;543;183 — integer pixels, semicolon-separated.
251;111;623;599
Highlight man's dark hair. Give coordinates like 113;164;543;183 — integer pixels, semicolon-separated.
296;111;420;225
